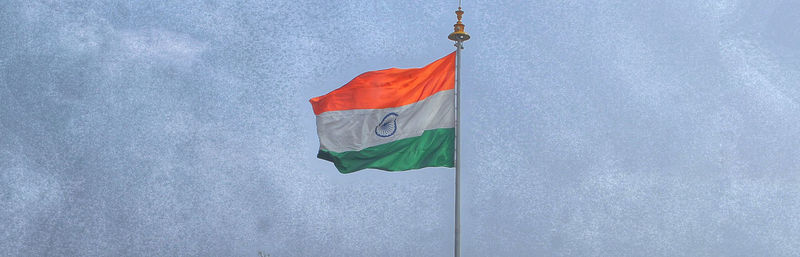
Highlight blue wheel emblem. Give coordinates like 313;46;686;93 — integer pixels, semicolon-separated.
375;113;399;137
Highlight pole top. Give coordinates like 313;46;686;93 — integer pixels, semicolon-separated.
448;7;470;42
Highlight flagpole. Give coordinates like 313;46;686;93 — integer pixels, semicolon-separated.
455;41;462;257
448;5;469;257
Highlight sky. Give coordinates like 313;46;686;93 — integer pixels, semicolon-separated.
2;0;800;256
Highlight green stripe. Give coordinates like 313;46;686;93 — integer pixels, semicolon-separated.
317;128;455;173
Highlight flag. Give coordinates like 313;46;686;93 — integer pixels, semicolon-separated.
310;52;456;173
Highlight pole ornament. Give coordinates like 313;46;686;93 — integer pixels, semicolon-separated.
448;7;470;42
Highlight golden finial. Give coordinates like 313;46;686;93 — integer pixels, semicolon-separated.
448;7;470;42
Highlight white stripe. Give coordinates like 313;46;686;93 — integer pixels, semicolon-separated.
315;90;455;152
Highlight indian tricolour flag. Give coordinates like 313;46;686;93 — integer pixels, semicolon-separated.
310;52;456;173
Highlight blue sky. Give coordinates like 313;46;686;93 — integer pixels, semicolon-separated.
2;0;800;256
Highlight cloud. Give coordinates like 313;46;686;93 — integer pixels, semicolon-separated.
116;29;205;64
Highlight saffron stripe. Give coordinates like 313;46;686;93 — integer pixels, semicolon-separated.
309;51;455;115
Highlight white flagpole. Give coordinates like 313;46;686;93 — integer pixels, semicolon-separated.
448;5;469;257
455;40;462;257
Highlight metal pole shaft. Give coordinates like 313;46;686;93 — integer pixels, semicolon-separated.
454;40;462;257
